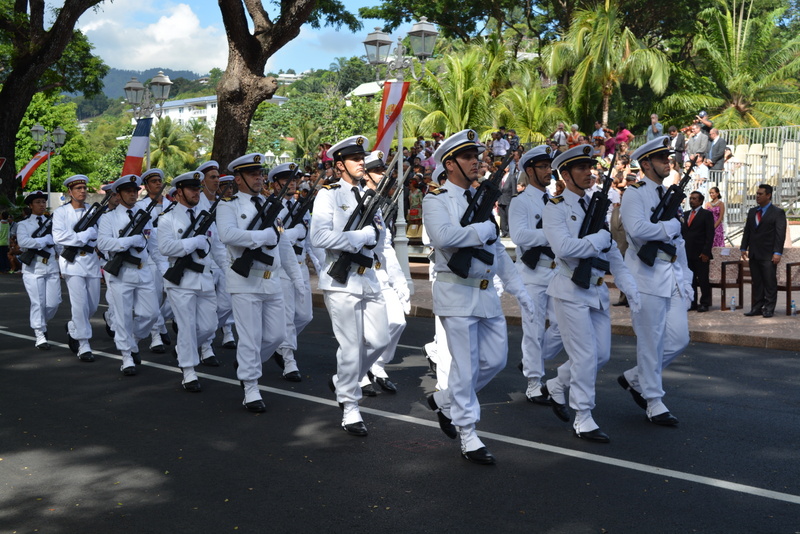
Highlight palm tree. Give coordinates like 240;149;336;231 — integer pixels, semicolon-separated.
150;117;196;179
660;0;800;128
545;0;670;126
290;119;323;167
494;64;566;145
184;119;213;159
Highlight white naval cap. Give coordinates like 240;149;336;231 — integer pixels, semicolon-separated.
196;160;220;175
24;190;47;204
63;175;89;189
431;163;445;183
364;150;387;172
140;168;165;183
100;182;115;192
298;181;312;192
630;135;672;162
551;144;596;172
167;186;177;198
218;174;234;184
268;162;300;182
110;174;141;193
329;135;370;162
228;153;265;174
519;145;555;170
432;129;485;166
172;170;203;188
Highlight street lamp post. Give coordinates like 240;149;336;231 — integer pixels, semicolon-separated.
123;71;173;170
30;123;67;209
363;17;438;294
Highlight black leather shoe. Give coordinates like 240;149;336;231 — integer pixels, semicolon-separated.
649;412;679;426
65;323;79;354
78;351;95;363
541;384;570;422
160;332;171;346
697;305;709;312
223;340;237;349
328;376;343;410
462;447;496;465
422;345;436;373
36;342;51;351
103;312;115;338
617;375;647;410
527;392;553;406
201;356;220;367
574;428;610;443
342;421;368;436
283;371;302;382
150;344;165;354
132;352;141;365
743;309;763;317
244;399;266;413
374;376;397;393
182;380;202;393
762;311;774;318
272;351;285;370
689;303;698;311
122;365;136;376
427;394;457;439
361;383;378;397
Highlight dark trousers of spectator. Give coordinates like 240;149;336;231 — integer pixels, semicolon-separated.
498;204;510;237
0;246;9;272
687;257;712;307
749;258;778;314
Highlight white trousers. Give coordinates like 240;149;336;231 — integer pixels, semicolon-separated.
368;285;407;376
107;277;159;353
148;262;166;334
520;283;563;380
167;286;217;368
625;284;690;402
440;314;507;428
214;268;234;329
23;272;61;332
64;274;100;342
278;274;313;353
552;298;611;413
324;290;390;404
432;315;452;390
231;292;285;383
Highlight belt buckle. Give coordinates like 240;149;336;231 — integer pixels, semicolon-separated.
596;277;604;286
549;261;556;269
79;251;86;257
357;266;366;275
263;270;272;279
669;255;677;263
479;279;489;290
42;258;48;265
375;261;382;270
137;263;143;269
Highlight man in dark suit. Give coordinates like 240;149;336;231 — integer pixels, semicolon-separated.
497;149;520;237
682;191;715;312
740;184;787;317
707;128;727;170
668;126;685;164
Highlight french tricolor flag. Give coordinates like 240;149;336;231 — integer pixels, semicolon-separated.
121;118;153;176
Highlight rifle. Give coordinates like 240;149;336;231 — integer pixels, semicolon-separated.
154;199;178;227
230;176;294;277
636;156;699;267
61;195;110;263
287;175;324;229
162;197;221;285
104;186;167;276
570;151;617;289
447;152;514;278
326;157;400;284
380;168;412;224
19;215;53;266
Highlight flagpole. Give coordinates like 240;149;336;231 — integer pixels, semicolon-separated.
393;93;413;293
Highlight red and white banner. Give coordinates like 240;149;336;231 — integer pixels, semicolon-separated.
373;81;410;158
16;151;50;188
121;117;153;176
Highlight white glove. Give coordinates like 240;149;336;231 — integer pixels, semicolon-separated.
627;291;642;313
253;228;278;248
682;283;694;310
586;229;612;252
193;236;210;254
124;234;147;250
358;227;377;248
395;287;411;314
472;220;498;243
78;227;97;243
661;218;681;240
296;285;307;308
43;235;55;246
518;293;537;322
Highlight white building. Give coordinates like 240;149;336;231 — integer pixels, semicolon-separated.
141;94;289;128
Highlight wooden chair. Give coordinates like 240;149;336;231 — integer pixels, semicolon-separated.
709;247;744;310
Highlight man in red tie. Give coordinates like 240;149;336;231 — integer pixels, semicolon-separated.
740;184;787;318
681;191;715;312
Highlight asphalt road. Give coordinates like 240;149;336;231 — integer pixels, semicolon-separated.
1;274;799;533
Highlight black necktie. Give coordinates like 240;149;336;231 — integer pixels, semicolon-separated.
542;193;549;205
126;209;134;221
252;196;263;211
464;189;473;202
287;200;295;214
352;187;362;204
579;197;588;213
188;208;196;226
657;186;665;200
37;216;43;224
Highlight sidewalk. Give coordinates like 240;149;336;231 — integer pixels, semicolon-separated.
309;263;800;352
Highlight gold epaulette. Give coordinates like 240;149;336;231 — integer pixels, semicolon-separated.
629;181;646;188
549;196;565;204
322;184;341;190
221;195;237;201
427;188;447;196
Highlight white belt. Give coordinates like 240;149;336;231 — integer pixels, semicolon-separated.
629;242;677;263
557;261;605;286
534;256;557;270
436;271;491;290
248;269;273;279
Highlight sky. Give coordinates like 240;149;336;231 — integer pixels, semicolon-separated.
76;0;415;76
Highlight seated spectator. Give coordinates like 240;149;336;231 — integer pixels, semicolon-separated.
567;124;582;148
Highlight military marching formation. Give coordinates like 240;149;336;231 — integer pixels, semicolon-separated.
16;130;693;465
